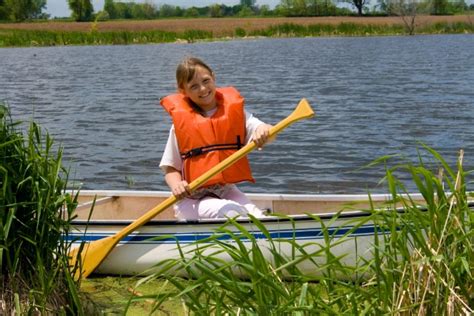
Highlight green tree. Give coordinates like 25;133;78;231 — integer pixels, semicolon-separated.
277;0;307;16
276;0;291;15
209;3;223;17
130;2;157;19
3;0;46;21
159;4;177;17
432;0;447;14
142;2;158;18
238;5;254;16
339;0;369;15
259;4;271;15
184;7;199;17
104;0;117;19
446;0;467;13
293;0;308;15
0;0;7;20
68;0;93;21
114;2;132;18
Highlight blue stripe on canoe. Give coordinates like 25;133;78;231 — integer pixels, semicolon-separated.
67;224;387;245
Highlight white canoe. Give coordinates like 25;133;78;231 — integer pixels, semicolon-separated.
70;190;436;277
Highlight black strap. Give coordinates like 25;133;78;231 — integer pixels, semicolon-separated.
181;136;242;160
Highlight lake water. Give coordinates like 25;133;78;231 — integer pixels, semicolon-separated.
1;35;473;194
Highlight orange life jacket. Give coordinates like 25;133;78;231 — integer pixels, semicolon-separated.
160;86;255;187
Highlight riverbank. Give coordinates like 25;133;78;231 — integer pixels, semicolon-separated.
0;15;473;47
81;276;183;314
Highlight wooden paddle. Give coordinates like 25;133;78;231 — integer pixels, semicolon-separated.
69;98;315;279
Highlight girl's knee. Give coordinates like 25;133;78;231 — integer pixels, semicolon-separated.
216;203;248;218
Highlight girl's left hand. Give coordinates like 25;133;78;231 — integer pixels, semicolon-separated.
252;124;273;149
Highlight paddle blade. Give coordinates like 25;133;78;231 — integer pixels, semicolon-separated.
269;98;315;137
294;98;315;120
69;236;118;280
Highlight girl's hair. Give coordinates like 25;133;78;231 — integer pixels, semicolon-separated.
176;57;214;90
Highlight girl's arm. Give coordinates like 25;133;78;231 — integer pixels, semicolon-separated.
160;126;189;198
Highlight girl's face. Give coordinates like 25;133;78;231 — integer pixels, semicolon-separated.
180;66;217;112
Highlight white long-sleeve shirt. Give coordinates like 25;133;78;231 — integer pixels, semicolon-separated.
159;109;264;172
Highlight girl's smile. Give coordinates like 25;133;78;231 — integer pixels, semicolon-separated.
180;65;217;112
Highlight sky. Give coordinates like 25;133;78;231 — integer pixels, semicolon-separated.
45;0;281;18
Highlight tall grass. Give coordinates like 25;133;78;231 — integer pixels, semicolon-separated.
0;103;84;313
252;21;473;37
0;21;472;47
367;146;473;314
132;146;473;314
0;29;211;47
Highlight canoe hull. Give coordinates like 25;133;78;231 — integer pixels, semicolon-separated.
72;190;454;277
71;209;380;277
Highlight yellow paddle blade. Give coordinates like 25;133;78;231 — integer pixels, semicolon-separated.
69;236;118;280
70;195;177;280
270;98;314;135
70;98;315;279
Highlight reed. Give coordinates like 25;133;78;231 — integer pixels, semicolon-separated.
0;21;472;47
0;103;84;313
130;145;472;314
366;146;473;314
0;28;210;47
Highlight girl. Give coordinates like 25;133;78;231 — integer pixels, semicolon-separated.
159;57;273;220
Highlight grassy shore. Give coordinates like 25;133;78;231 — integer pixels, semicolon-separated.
0;15;473;47
82;146;473;315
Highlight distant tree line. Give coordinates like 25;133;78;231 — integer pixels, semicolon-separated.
97;0;471;20
0;0;472;22
97;0;361;19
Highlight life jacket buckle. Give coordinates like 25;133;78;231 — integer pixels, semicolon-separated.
182;147;203;159
189;148;203;157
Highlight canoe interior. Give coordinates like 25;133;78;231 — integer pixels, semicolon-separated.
73;190;431;221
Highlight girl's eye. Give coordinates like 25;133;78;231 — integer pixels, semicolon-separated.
203;79;210;84
190;84;198;90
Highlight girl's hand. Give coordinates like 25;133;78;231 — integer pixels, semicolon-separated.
171;180;191;199
252;124;274;149
164;166;191;199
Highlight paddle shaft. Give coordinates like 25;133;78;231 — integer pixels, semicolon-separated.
73;98;314;278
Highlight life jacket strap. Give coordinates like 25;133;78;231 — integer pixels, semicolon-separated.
181;136;242;160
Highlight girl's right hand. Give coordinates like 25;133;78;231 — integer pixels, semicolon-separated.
171;180;191;199
164;166;191;199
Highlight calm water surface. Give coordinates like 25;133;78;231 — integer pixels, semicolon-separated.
1;35;473;194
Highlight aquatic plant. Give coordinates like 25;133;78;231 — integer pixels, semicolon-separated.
130;146;472;315
0;103;84;313
0;19;472;47
366;146;473;314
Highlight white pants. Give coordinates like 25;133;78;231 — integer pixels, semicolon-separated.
174;184;265;220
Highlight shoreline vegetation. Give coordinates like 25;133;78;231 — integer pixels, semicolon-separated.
1;101;473;313
0;15;473;47
0;104;86;314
